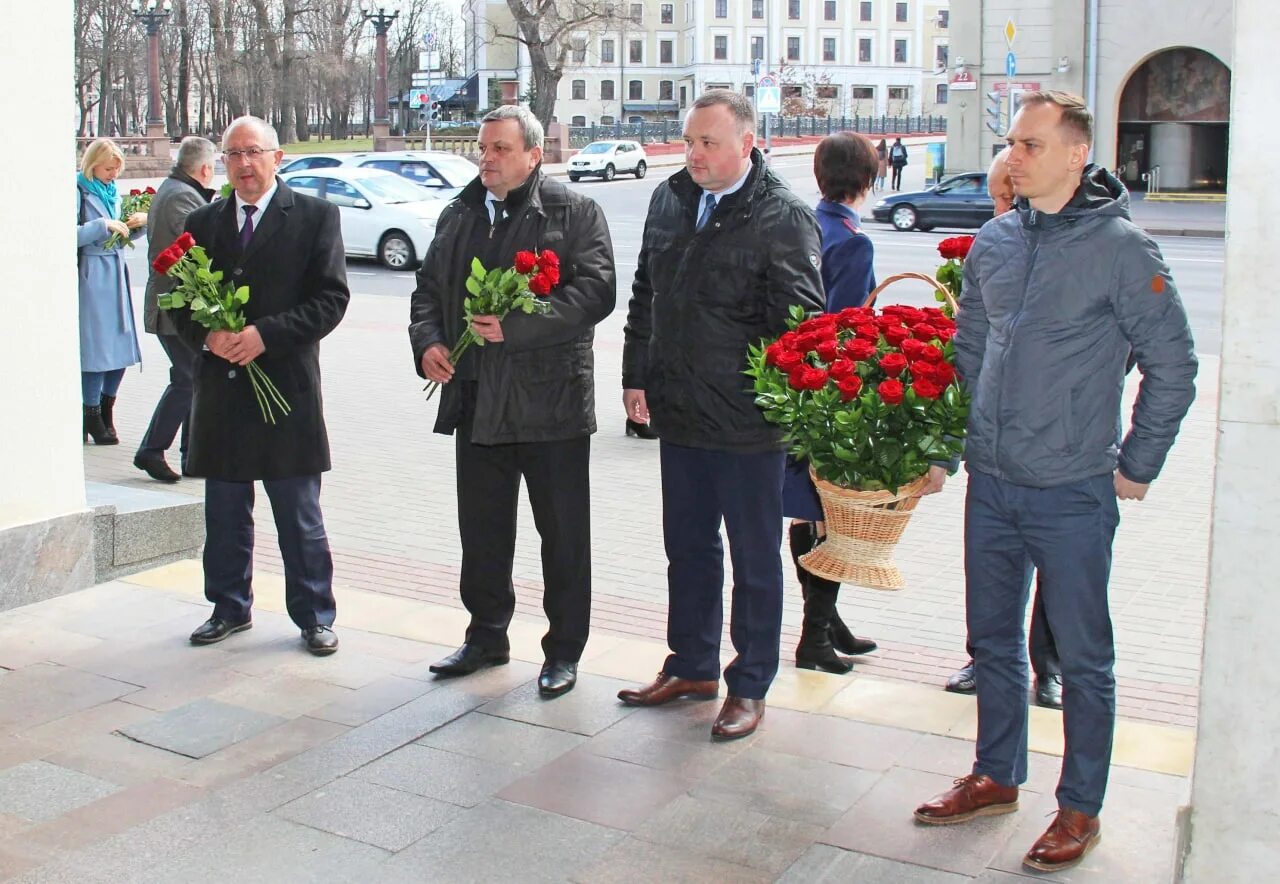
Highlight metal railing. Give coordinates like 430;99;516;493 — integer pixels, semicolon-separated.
1142;165;1161;194
567;114;947;148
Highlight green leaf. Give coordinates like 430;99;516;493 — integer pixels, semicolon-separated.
465;276;482;296
233;285;249;304
470;257;487;279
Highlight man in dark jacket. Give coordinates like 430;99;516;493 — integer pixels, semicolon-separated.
616;90;826;740
913;93;1197;873
409;105;615;699
134;136;216;483
889;137;908;190
175;116;350;657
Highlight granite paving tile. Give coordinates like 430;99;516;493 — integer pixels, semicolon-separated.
779;843;972;882
307;674;438;727
415;710;585;771
353;743;525;808
0;761;120;823
581;724;737;780
572;835;774;884
757;706;924;771
175;715;350;788
895;733;1061;795
116;699;288;759
274;776;461;851
477;675;638;736
0;664;139;731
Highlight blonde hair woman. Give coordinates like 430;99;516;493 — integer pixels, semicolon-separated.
76;138;147;443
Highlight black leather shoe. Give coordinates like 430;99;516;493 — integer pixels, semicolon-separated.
428;643;510;677
302;625;339;656
190;616;252;645
1035;673;1064;709
946;661;977;694
625;418;658;439
134;453;181;483
538;660;578;697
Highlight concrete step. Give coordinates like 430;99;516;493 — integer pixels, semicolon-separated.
87;481;204;583
1144;192;1227;203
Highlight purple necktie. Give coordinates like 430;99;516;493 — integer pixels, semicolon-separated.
239;204;257;250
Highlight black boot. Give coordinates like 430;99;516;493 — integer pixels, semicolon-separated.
796;582;854;674
99;393;120;444
83;405;117;445
790;523;878;657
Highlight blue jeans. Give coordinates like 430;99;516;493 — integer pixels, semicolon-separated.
81;368;125;406
965;469;1120;816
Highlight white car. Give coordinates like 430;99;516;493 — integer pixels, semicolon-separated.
568;140;647;182
281;167;450;270
278;154;348;174
341;150;478;201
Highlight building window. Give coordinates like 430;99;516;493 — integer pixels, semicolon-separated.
859;37;872;63
661;39;673;63
571;38;586;64
715;0;727;18
823;37;836;61
787;36;800;60
714;35;728;60
788;0;800;19
894;39;907;64
816;84;838;99
860;1;872;21
824;0;836;20
601;39;614;63
744;83;755;98
680;85;687;107
852;85;874;101
935;84;949;104
888;85;910;101
782;84;802;100
660;80;674;100
895;2;907;22
601;80;615;100
601;115;615;125
630;2;643;24
752;0;764;18
661;3;673;24
935;44;948;70
938;10;949;28
751;36;764;61
629;79;643;100
629;39;643;63
571;115;586;126
571;79;585;100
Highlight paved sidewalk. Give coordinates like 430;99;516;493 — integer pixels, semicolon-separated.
0;570;1190;882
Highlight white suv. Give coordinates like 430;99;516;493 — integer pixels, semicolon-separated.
568;140;647;182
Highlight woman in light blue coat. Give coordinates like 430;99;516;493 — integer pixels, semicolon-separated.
77;138;146;444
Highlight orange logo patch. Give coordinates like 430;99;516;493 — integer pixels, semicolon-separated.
1151;275;1166;294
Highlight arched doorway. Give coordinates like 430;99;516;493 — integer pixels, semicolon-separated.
1116;48;1230;192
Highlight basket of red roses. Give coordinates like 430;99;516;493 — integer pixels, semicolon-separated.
746;274;967;589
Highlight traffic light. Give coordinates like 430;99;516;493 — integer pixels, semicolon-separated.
985;90;1003;136
429;100;441;122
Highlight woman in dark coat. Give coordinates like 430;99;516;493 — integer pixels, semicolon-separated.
785;132;881;674
875;138;888;191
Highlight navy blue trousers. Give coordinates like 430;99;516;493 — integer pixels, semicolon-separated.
965;469;1119;816
137;334;195;466
204;474;336;630
659;442;786;700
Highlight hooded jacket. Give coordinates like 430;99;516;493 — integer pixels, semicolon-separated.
954;165;1197;487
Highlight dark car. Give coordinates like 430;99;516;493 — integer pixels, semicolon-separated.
871;172;994;231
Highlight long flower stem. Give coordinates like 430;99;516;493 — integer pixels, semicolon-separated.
423;329;477;403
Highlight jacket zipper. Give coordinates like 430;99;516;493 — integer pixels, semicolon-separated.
993;215;1040;475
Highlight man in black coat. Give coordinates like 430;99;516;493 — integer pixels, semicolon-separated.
174;116;350;656
617;90;826;740
135;136;216;483
409;105;615;698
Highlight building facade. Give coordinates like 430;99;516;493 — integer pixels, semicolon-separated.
944;0;1231;189
465;0;949;126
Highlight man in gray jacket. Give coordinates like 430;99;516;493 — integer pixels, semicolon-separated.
134;136;216;482
913;92;1196;873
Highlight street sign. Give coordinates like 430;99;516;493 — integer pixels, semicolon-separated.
1004;18;1017;47
757;85;782;113
1006;51;1017;78
409;91;430;109
758;74;777;88
422;31;435;48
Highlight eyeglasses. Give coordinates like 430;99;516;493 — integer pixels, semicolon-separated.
224;148;272;161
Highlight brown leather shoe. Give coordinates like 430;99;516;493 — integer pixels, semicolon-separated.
914;774;1019;825
617;672;719;707
710;697;764;741
1023;808;1101;872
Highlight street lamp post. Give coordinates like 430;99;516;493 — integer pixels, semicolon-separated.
129;0;172;138
360;2;400;144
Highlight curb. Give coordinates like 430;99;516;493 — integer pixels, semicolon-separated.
1143;228;1225;239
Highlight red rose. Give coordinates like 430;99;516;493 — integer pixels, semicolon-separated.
854;323;879;340
901;338;928;360
878;352;908;377
798;314;838;334
837;376;863;401
878;379;905;405
514;250;538;273
910;360;937;381
920;344;944;363
129;189;142;196
151;247;181;275
803;367;830;390
774;349;804;372
911;322;940;340
844;338;877;362
778;331;801;350
528;272;553;296
536;249;560;269
828;358;856;380
144;186;157;194
795;331;828;353
837;307;874;328
816;340;839;362
787;367;808;390
175;232;196;252
930;361;956;386
541;264;561;286
937;235;974;260
875;314;903;330
934;326;955;342
883;325;910;346
912;377;944;400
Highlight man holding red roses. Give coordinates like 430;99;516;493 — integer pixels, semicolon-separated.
409;105;616;698
618;90;825;740
913;93;1197;873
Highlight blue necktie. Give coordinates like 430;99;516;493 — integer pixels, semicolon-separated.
239;205;257;250
696;192;716;231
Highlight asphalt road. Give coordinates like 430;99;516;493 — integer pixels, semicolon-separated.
124;157;1225;355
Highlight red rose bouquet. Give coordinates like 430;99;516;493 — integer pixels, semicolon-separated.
153;233;291;424
933;235;974;317
423;249;559;401
104;186;156;250
746;303;968;492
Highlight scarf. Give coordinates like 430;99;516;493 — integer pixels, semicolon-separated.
77;172;118;215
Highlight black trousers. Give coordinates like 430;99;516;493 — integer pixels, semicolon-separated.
891;163;905;189
137;333;195;466
966;571;1061;679
455;399;592;663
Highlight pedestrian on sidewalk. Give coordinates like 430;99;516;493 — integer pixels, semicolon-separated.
913;92;1197;873
411;105;616;699
889;137;908;190
786;132;882;676
177;116;350;658
944;149;1062;711
76;138;146;445
134;136;217;483
617;90;825;741
875;138;888;191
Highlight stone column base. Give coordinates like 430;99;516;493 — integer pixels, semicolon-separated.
0;510;95;613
